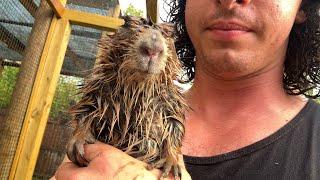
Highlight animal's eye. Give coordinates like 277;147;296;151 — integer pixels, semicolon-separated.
141;17;148;24
153;25;160;30
135;27;143;33
143;25;150;29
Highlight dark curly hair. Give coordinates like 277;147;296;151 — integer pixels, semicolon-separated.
164;0;320;98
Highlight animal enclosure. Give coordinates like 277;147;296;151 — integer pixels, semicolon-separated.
0;0;159;179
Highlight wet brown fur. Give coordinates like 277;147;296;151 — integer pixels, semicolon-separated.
67;16;188;177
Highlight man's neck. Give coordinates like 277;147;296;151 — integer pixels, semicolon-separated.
182;64;307;157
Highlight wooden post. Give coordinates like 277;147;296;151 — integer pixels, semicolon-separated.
0;1;54;179
146;0;158;23
9;1;71;179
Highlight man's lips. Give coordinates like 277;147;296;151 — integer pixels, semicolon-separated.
206;21;252;40
208;22;251;31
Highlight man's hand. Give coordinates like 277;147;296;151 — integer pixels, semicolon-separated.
53;143;191;180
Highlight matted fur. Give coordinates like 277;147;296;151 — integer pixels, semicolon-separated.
67;16;188;176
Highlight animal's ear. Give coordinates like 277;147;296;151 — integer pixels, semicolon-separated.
122;15;141;28
146;16;155;26
157;23;175;38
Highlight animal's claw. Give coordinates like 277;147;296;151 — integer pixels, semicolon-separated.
66;134;95;166
160;159;182;180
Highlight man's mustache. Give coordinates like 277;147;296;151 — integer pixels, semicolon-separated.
214;8;251;20
202;8;257;29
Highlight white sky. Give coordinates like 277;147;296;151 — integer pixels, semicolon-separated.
118;0;169;22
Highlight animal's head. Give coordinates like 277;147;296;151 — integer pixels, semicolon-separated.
99;16;176;76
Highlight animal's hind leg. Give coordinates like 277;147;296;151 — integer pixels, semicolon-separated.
66;126;96;166
161;119;185;180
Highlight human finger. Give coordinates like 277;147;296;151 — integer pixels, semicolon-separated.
83;143;164;179
83;143;147;176
55;162;83;180
83;142;124;162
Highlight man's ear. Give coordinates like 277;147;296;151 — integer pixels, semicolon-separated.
295;10;307;24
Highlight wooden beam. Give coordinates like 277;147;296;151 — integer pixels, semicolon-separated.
146;0;158;23
19;0;38;17
64;9;124;31
45;0;65;18
9;1;71;179
0;24;25;54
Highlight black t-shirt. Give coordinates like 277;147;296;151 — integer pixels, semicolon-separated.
184;100;320;180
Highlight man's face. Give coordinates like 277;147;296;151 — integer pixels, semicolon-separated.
185;0;303;79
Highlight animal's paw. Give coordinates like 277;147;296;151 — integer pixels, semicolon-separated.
66;134;96;166
161;159;182;180
147;157;182;180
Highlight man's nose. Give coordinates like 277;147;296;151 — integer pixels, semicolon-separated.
218;0;251;9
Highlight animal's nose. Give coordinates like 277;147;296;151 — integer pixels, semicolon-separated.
147;48;156;57
140;45;163;58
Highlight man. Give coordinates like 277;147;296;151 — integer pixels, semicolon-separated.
54;0;320;179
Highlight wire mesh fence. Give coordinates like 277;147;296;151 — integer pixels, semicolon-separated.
67;0;118;16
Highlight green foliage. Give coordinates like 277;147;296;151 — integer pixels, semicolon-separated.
0;66;19;108
124;4;144;17
0;66;82;119
49;75;82;119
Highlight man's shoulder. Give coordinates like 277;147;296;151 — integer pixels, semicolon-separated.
302;99;320;119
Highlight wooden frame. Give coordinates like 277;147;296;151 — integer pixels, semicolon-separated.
8;0;158;179
46;0;65;18
45;0;124;31
146;0;158;23
65;9;124;31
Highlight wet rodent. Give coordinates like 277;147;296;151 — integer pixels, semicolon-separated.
67;16;188;179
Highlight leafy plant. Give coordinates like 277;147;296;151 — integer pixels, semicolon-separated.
0;66;82;119
124;3;144;17
0;66;19;108
49;75;82;119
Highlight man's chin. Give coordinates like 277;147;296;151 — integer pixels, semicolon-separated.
197;58;256;80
